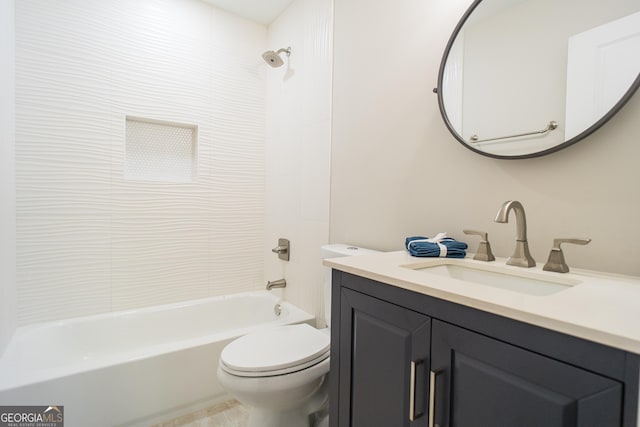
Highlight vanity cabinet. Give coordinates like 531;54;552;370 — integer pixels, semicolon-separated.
432;320;621;427
329;271;639;427
336;288;430;426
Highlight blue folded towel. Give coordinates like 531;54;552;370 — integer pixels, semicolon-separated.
405;234;468;258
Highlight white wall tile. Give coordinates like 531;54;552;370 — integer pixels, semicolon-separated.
0;0;17;354
264;0;332;321
15;0;267;324
14;0;332;325
301;120;331;222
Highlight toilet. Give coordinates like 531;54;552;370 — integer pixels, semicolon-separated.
217;244;379;427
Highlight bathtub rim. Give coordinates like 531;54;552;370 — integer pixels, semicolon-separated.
0;290;314;392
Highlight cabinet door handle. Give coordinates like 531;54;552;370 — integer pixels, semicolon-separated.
410;361;417;421
428;370;439;427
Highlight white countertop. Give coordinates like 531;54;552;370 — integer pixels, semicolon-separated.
324;251;640;355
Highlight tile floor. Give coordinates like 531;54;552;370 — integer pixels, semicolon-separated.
153;399;249;427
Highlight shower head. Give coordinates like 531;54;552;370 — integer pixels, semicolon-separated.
262;47;291;68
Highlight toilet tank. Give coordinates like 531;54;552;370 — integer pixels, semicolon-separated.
322;244;380;327
321;243;379;259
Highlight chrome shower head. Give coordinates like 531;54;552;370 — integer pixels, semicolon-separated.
262;47;291;68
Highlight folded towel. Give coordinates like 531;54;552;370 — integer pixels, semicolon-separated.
405;232;468;258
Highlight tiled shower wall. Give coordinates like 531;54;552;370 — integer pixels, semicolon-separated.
15;0;268;324
264;0;333;323
1;0;17;353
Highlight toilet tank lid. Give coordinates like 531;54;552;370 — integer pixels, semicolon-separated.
321;244;380;258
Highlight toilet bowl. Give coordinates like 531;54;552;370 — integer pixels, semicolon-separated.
217;324;330;427
217;244;379;427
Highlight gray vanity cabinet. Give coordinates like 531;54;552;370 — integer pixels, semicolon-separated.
336;288;431;426
329;271;639;427
432;320;622;427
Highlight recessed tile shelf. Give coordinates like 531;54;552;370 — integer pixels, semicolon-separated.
125;116;198;183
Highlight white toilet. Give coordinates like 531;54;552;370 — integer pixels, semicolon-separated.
217;244;378;427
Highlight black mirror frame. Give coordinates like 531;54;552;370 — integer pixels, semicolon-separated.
435;0;640;160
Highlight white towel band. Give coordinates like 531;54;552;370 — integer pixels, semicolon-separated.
437;243;447;257
427;232;448;243
428;232;448;257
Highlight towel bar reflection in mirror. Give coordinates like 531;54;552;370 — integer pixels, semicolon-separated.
470;121;558;144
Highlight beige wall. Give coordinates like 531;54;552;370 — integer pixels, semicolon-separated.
331;0;640;276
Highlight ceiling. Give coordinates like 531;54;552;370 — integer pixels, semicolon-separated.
201;0;295;25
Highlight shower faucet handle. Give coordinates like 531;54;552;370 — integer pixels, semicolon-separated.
271;238;290;261
463;229;495;262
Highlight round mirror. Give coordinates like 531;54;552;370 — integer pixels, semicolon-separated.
437;0;640;159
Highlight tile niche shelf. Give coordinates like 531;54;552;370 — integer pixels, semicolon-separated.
125;116;198;183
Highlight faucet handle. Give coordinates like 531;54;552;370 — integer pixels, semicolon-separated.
543;238;591;273
463;229;495;262
271;238;290;261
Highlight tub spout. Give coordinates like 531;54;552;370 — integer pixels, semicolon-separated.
266;279;287;290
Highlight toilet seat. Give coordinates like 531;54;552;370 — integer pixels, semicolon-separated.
220;324;330;377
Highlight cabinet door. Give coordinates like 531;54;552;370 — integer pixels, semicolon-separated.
338;288;431;427
431;320;623;427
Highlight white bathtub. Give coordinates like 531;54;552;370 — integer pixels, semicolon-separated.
0;291;314;426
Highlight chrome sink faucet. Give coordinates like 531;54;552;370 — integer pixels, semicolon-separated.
494;200;536;268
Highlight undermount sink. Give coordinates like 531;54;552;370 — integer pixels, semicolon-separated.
402;259;581;296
